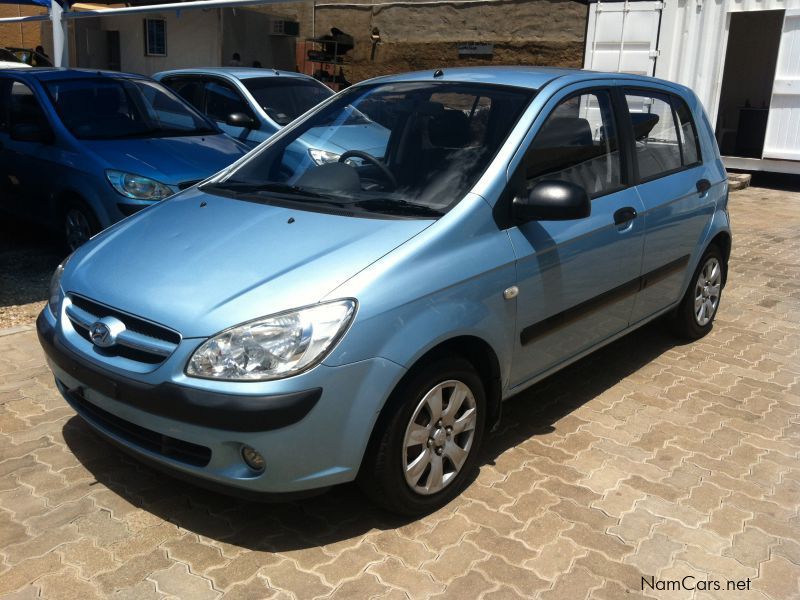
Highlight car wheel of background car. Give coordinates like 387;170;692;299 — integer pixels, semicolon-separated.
63;200;99;251
358;356;485;515
670;244;724;340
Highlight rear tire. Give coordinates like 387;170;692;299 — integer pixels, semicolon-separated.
358;356;486;515
63;200;100;251
670;245;724;340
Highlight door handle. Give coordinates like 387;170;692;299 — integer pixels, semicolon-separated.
696;179;711;194
613;206;638;226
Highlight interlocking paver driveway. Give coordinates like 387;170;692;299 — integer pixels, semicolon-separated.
1;185;799;599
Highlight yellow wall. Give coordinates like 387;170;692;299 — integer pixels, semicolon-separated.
0;5;44;49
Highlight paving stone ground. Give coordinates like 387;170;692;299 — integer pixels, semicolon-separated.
1;184;799;599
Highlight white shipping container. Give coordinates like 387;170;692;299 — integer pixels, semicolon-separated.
584;0;800;174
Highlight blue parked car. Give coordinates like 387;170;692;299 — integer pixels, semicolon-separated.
0;69;249;250
39;67;731;514
154;68;390;164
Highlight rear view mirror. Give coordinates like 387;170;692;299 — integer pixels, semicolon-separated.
10;122;53;144
513;180;590;223
226;112;257;129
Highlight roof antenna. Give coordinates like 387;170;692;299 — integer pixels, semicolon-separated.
273;69;279;75
433;69;444;78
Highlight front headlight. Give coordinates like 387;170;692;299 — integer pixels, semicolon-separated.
106;170;174;201
186;299;356;381
47;254;72;316
308;148;341;165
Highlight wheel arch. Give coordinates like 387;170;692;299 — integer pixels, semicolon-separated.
360;334;503;474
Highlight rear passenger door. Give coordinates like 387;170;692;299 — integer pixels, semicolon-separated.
623;87;717;324
507;84;645;387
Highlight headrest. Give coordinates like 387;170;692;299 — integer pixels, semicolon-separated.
536;117;593;148
630;112;659;139
428;109;471;148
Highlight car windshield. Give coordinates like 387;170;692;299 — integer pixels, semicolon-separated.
213;81;533;217
44;77;217;140
242;77;334;126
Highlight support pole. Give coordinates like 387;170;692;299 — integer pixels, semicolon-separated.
50;0;69;67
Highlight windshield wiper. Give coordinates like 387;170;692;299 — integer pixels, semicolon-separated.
354;198;444;217
205;181;347;205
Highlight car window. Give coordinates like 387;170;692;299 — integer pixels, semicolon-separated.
0;79;10;131
163;77;205;113
205;80;253;122
242;77;333;126
624;90;684;181
216;81;533;217
523;90;622;198
672;96;701;166
45;77;216;139
9;81;48;128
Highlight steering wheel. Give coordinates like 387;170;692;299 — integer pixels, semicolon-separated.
338;150;397;190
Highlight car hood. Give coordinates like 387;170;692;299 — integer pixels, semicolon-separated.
65;188;432;338
80;134;248;187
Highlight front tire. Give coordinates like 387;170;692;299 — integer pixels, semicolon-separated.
358;357;486;515
63;200;100;252
670;245;724;339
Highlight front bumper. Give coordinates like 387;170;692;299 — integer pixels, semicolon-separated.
37;309;405;495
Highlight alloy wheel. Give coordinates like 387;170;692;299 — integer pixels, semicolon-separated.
402;379;477;495
694;257;722;326
65;208;93;251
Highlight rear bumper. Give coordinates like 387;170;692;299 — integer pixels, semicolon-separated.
37;309;405;495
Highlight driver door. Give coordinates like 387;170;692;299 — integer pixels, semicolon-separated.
506;84;645;388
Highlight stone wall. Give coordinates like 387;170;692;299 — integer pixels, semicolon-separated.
249;0;587;82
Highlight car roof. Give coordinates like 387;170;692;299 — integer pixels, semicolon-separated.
357;66;688;94
154;67;316;82
3;68;149;82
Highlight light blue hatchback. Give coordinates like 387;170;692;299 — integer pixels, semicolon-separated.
39;67;731;515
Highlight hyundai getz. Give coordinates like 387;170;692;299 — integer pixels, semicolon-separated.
38;67;731;515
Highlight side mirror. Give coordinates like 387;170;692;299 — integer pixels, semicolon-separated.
512;180;590;223
10;122;53;144
225;112;257;129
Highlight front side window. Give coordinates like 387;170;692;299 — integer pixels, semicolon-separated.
45;78;216;140
242;77;333;126
205;80;253;122
624;90;685;181
144;19;167;57
163;77;205;113
524;90;622;197
209;81;533;218
9;81;49;129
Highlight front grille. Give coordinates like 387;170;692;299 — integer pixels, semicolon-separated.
67;386;211;467
178;180;201;190
66;294;180;365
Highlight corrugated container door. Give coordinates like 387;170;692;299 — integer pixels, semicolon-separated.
584;1;663;76
764;9;800;161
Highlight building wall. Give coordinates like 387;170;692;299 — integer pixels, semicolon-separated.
0;5;44;50
247;0;587;82
73;10;222;75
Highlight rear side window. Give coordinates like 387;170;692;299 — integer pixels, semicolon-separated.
524;90;622;198
624;90;701;182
